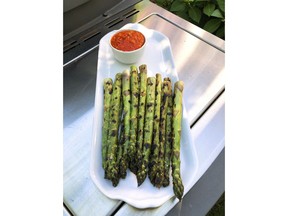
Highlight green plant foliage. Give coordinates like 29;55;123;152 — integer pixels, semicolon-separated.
175;10;190;22
188;7;202;23
203;3;215;16
211;9;224;18
170;0;186;12
216;0;225;12
156;0;166;4
152;0;225;39
203;18;222;33
215;25;224;38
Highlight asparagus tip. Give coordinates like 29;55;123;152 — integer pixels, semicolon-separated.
122;69;130;78
164;77;171;82
103;78;113;84
175;81;184;92
139;64;147;72
130;65;138;71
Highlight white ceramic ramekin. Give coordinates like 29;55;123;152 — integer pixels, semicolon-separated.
109;29;146;64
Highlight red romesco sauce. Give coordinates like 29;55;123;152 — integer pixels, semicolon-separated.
111;30;145;52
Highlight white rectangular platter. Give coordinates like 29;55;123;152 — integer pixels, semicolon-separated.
90;23;198;209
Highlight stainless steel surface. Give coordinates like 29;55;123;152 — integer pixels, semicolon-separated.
63;206;72;216
63;0;225;215
64;0;141;35
64;0;142;63
64;0;224;64
139;14;224;125
64;0;90;13
168;149;225;216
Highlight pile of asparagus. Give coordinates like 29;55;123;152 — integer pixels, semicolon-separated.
101;64;184;200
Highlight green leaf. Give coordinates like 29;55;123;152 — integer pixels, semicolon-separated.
156;0;166;5
170;1;186;12
215;25;225;39
174;11;189;21
211;9;224;19
193;0;209;8
203;3;215;16
216;0;225;12
203;18;222;33
188;7;202;23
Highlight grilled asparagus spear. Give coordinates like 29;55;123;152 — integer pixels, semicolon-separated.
106;73;122;186
119;70;131;178
136;64;147;173
102;78;113;175
117;94;124;179
171;81;184;200
154;79;171;188
136;77;156;186
129;65;139;174
163;77;173;187
148;73;162;185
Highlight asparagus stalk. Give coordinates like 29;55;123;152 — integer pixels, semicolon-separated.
136;77;156;186
136;64;147;174
117;93;124;179
106;73;122;187
171;81;184;200
119;70;131;178
148;73;162;185
154;79;171;188
163;77;173;187
129;65;139;174
102;78;113;176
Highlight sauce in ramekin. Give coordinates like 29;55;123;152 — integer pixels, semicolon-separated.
111;30;145;52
